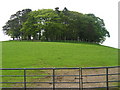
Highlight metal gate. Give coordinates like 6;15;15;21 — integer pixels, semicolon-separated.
0;66;120;90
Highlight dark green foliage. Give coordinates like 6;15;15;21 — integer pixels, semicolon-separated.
2;7;110;43
3;9;32;40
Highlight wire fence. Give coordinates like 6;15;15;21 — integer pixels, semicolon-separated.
0;66;120;90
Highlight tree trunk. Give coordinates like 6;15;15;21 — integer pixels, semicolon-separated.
13;37;14;40
28;35;31;40
38;32;41;40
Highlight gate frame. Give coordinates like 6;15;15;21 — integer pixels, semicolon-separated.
0;66;120;90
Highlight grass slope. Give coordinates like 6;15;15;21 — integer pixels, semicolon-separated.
2;41;118;68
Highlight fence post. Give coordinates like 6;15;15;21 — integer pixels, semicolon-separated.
79;68;81;90
24;69;26;90
80;68;83;90
53;68;55;90
106;68;109;90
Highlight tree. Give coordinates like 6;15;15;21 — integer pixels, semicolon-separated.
2;8;110;44
86;14;110;43
3;9;32;40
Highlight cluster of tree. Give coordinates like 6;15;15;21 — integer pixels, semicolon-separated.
2;7;110;43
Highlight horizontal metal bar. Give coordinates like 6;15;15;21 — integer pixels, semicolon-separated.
82;85;120;89
82;73;120;77
1;80;120;84
1;72;119;77
108;80;120;82
1;82;52;84
0;67;80;70
52;82;79;83
0;66;119;70
1;82;25;83
0;82;80;84
0;87;25;89
2;74;75;77
0;87;84;89
1;86;120;89
0;75;25;77
83;80;120;84
82;66;120;69
83;81;106;84
0;87;98;89
1;75;79;77
1;87;78;88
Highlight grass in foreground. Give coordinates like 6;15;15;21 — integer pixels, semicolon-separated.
2;41;119;88
2;41;118;68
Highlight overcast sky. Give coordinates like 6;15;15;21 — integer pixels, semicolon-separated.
0;0;119;48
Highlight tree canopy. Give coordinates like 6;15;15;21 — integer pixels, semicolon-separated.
2;8;110;44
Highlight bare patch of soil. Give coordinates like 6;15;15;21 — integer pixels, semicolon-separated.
10;67;119;89
26;67;119;88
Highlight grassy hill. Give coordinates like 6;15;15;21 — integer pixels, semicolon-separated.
2;41;118;68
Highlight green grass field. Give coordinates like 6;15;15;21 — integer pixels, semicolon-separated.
1;41;119;88
2;41;118;68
